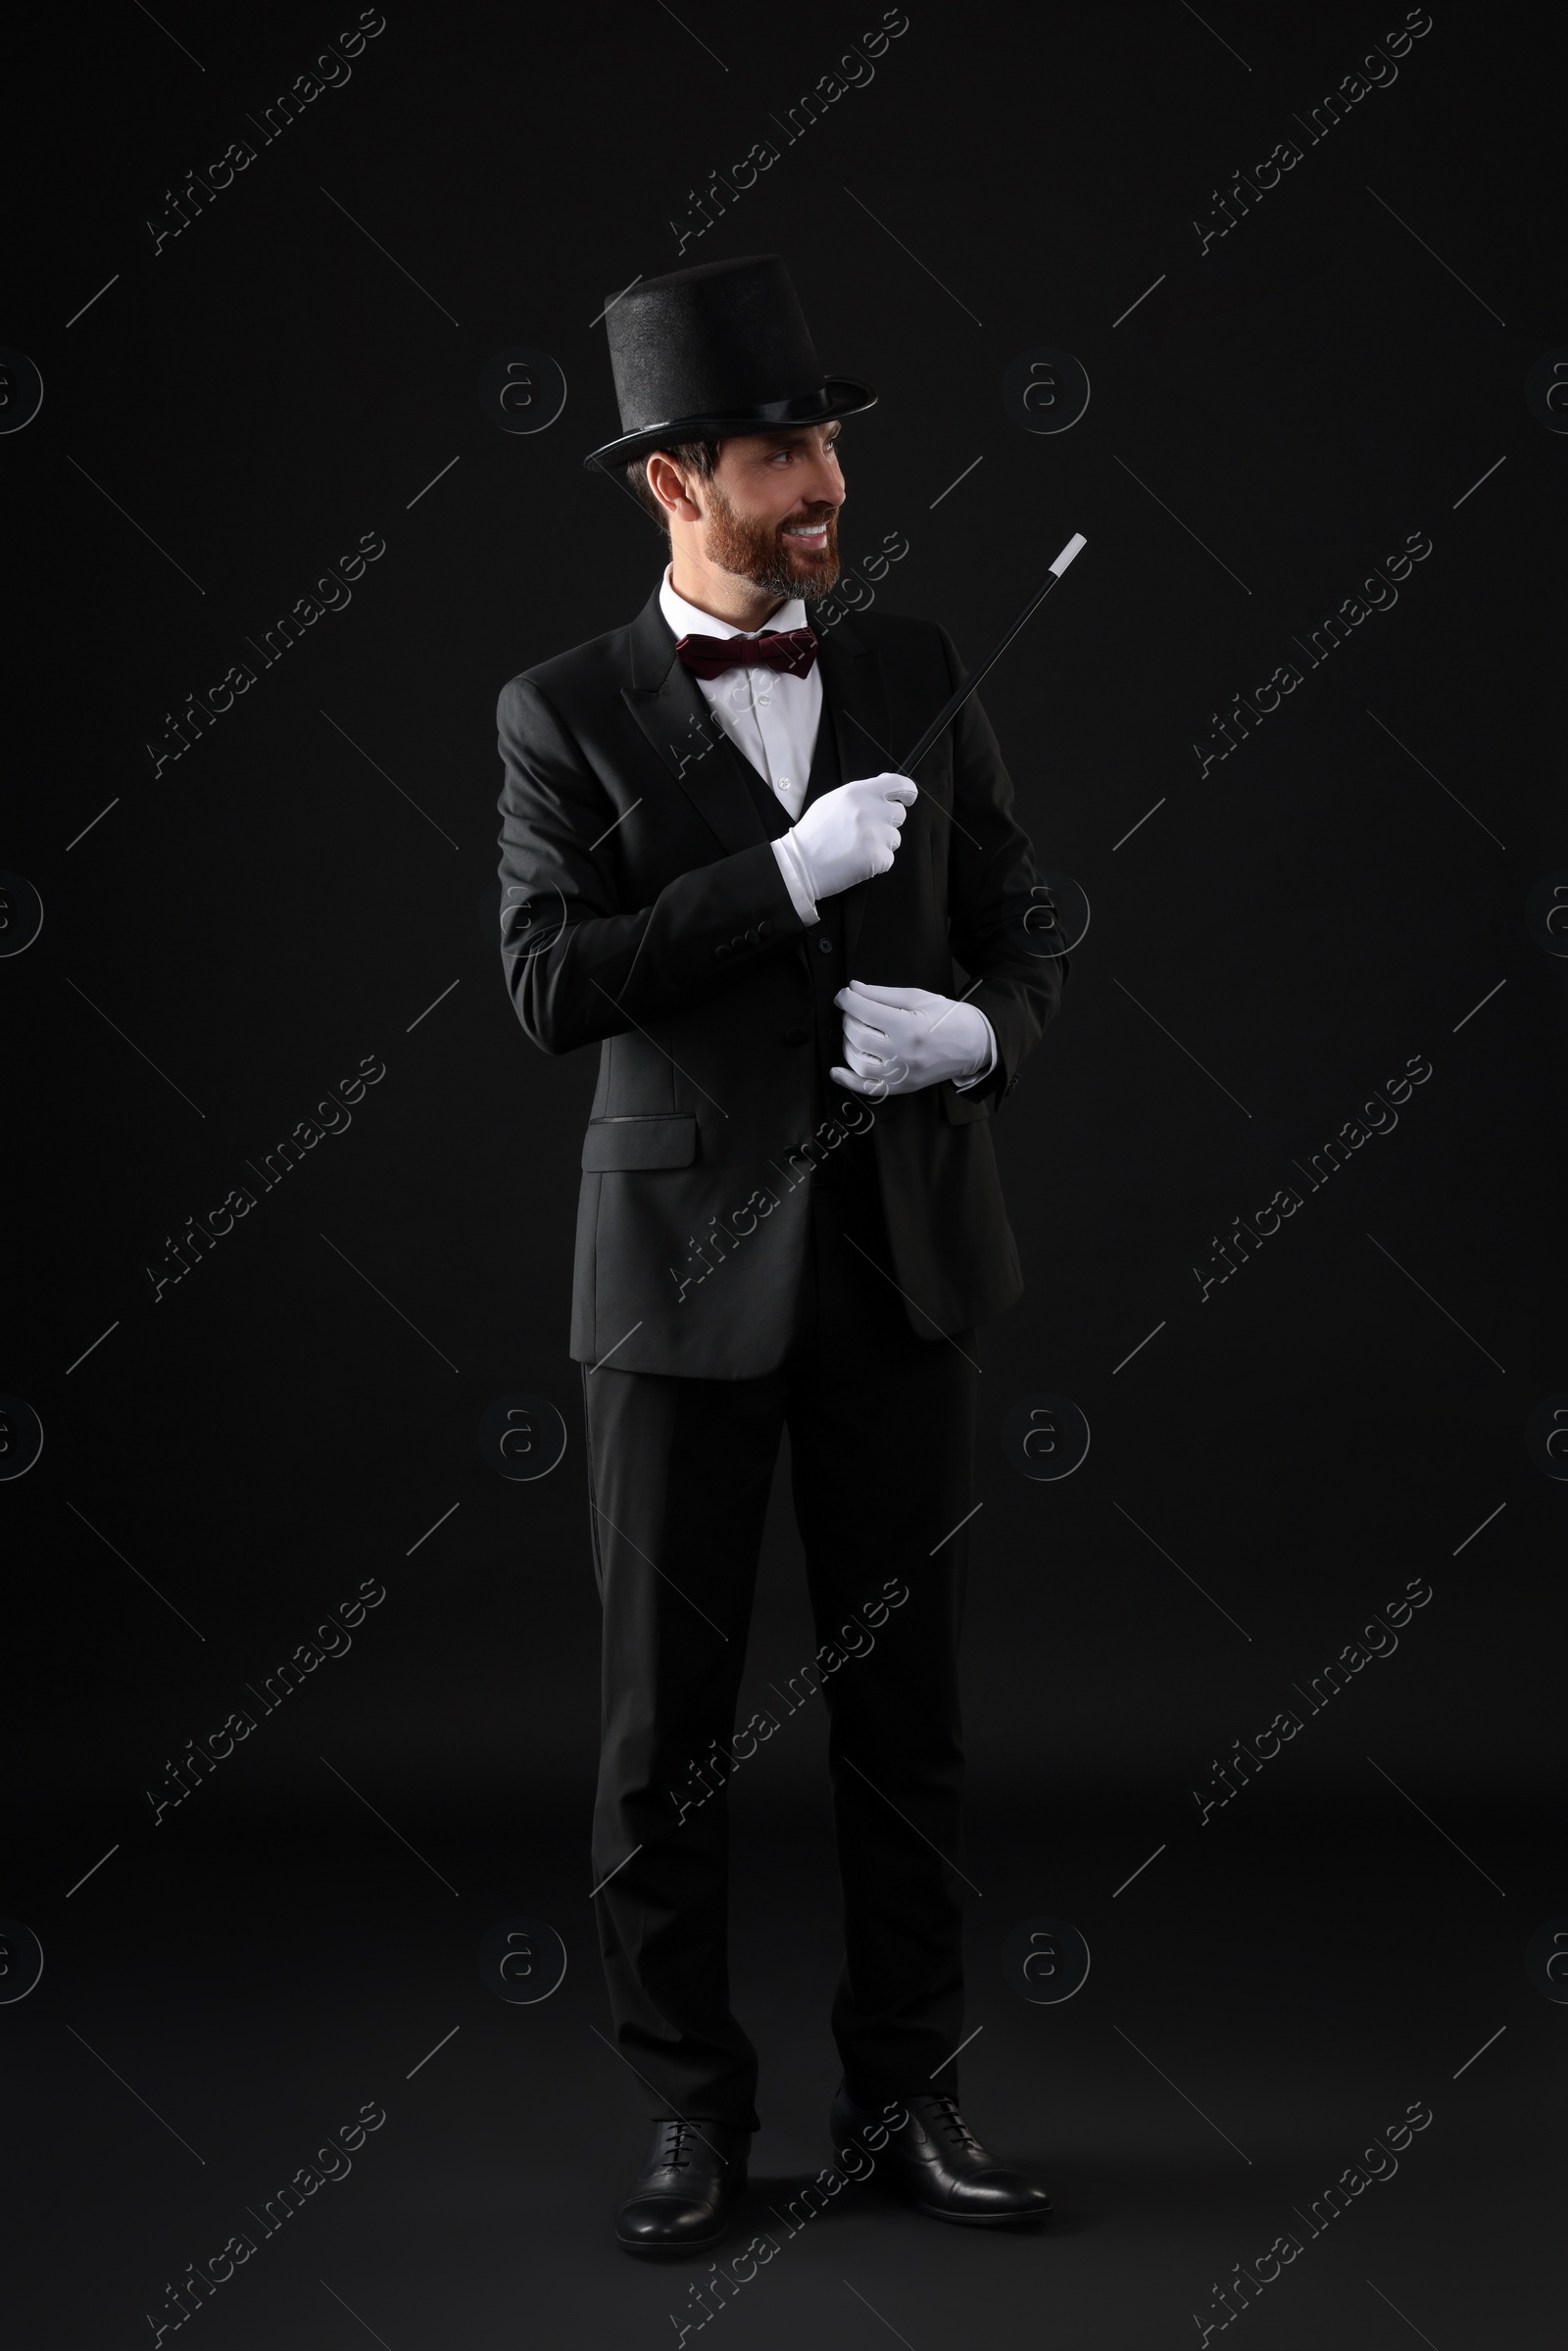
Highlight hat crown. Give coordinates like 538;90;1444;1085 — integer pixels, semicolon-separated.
605;254;824;437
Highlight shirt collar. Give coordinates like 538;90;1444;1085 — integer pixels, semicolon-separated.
659;563;807;645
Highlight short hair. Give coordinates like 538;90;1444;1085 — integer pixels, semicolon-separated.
624;438;724;534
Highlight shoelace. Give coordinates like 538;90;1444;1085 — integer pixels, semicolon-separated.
925;2094;984;2153
654;2119;693;2174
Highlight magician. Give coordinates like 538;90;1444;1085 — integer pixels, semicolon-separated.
495;254;1063;2255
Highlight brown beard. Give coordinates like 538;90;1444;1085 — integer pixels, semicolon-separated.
699;479;842;603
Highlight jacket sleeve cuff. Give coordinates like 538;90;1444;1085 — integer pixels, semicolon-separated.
951;1011;998;1091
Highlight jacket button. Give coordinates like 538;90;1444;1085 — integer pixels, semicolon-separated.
1004;1075;1019;1095
817;935;834;955
782;1025;809;1047
714;943;731;960
757;919;773;940
744;927;758;947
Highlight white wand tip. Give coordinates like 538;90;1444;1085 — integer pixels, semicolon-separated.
1049;532;1088;576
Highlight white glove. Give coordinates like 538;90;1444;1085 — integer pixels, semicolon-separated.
782;772;917;907
831;980;996;1099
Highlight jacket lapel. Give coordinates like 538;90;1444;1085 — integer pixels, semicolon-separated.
617;588;900;964
814;614;893;974
620;586;767;856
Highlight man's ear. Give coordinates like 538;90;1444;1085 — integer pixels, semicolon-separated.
646;452;703;524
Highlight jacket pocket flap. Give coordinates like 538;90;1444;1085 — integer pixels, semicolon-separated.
581;1113;699;1171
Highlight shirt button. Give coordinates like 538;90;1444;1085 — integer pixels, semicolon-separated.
817;936;834;955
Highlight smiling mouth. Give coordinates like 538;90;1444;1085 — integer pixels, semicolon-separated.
781;519;832;549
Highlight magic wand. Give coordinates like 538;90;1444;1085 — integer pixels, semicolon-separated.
895;531;1087;776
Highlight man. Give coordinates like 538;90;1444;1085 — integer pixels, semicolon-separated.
495;254;1062;2255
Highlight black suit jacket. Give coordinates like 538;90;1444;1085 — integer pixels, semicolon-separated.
494;585;1063;1378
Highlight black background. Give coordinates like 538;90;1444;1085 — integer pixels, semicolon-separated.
7;3;1563;2345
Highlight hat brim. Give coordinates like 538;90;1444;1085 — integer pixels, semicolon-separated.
583;376;877;474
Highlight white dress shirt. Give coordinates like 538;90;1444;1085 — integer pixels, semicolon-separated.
659;566;824;924
658;565;997;1089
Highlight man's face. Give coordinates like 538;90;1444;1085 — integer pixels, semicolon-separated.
691;424;846;602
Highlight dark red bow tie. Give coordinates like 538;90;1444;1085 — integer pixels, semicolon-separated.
675;625;819;681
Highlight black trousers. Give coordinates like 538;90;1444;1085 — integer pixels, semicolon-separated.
580;1147;979;2131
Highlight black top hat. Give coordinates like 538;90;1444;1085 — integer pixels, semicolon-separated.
584;253;876;473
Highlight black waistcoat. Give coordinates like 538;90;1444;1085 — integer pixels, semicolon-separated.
711;679;875;1197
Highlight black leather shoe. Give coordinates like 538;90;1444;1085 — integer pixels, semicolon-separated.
830;2084;1050;2228
614;2115;751;2256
